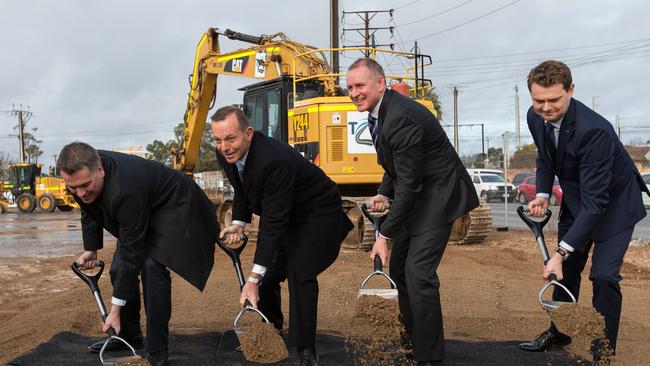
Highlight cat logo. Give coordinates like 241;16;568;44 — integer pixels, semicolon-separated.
232;59;243;72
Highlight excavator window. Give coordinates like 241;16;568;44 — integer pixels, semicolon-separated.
243;86;283;141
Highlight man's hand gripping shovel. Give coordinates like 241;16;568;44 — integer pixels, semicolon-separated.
358;204;398;300
516;206;576;311
71;260;140;365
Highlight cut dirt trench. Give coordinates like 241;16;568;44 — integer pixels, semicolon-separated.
1;230;650;365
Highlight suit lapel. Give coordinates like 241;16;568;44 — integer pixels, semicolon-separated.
556;99;576;177
376;90;393;167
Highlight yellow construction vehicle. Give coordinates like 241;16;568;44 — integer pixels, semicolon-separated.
174;28;491;248
2;163;78;213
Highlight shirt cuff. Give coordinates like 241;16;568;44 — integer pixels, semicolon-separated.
251;264;267;277
232;220;247;228
111;297;127;306
378;232;392;241
536;193;550;199
559;241;574;252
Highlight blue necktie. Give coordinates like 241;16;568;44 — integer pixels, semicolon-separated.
545;122;557;162
235;161;245;182
367;114;379;147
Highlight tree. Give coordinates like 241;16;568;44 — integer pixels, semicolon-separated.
423;86;442;118
510;144;537;169
146;121;219;172
23;128;43;163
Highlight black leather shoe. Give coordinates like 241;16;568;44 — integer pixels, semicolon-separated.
88;334;144;353
298;347;319;366
519;330;571;352
146;350;169;366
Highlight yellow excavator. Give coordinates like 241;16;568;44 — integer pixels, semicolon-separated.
173;28;491;248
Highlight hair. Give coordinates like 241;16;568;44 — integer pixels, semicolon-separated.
527;60;573;91
348;58;385;80
210;105;250;131
57;142;101;175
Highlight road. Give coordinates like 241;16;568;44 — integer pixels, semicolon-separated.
488;202;650;240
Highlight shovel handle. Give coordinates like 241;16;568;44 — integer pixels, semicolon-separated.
516;206;552;238
71;260;104;293
374;254;383;272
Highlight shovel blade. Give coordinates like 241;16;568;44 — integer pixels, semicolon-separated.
541;299;574;312
101;355;142;366
357;288;398;300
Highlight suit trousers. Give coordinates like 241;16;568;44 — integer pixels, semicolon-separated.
389;222;453;362
258;245;320;348
550;209;633;352
110;244;172;354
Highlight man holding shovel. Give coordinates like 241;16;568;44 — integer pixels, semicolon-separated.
212;106;353;366
346;58;479;366
58;142;218;366
520;60;650;359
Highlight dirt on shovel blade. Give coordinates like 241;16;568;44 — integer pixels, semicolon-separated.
549;303;615;365
345;295;414;366
237;322;289;363
112;357;150;366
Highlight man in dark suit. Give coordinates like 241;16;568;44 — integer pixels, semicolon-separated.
519;60;650;358
211;105;353;366
346;58;479;366
58;142;218;366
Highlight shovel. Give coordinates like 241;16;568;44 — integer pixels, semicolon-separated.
71;260;141;366
516;206;576;311
216;234;288;361
358;204;398;300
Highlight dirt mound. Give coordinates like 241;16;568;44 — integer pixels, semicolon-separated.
550;303;614;365
237;322;289;363
344;295;414;366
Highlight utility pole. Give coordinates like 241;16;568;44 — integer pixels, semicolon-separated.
330;0;340;78
592;96;599;111
53;154;58;176
615;114;620;139
341;9;394;56
453;86;459;151
5;104;33;163
514;85;520;149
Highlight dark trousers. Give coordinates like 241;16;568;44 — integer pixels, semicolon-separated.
258;246;320;348
110;245;171;355
550;212;633;352
389;222;453;362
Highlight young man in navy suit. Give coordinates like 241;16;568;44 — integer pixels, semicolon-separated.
519;60;650;360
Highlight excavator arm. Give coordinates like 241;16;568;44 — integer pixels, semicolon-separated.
173;28;336;174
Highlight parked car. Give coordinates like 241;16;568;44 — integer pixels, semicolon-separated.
516;176;563;205
467;169;505;181
511;172;534;188
471;173;516;202
642;174;650;208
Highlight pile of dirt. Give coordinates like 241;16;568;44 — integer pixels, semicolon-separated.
237;322;289;363
550;303;614;365
344;295;413;366
113;357;151;366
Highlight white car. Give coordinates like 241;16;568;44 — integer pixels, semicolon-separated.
470;173;516;203
641;174;650;208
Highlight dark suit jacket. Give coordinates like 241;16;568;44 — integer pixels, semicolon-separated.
375;89;479;238
78;151;218;299
528;98;649;252
217;131;352;279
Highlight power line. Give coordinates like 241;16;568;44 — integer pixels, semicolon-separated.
402;0;522;43
398;0;474;27
394;0;423;10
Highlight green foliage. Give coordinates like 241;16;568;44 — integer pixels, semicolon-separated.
146;121;219;172
510;144;537;169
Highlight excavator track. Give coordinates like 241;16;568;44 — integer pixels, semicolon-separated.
449;199;492;245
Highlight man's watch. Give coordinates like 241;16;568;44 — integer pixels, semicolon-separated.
247;276;260;285
555;246;571;261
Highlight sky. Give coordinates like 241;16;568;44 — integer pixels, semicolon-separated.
1;0;649;169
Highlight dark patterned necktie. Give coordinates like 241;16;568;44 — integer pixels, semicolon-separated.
545;122;557;162
367;114;379;147
236;161;245;182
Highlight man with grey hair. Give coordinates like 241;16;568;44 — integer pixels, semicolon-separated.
346;58;478;365
58;142;218;366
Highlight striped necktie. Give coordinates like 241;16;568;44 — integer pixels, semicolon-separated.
235;161;245;182
367;114;379;147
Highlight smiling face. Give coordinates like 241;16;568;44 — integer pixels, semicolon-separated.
211;111;254;164
346;64;386;113
61;165;105;204
530;82;574;122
